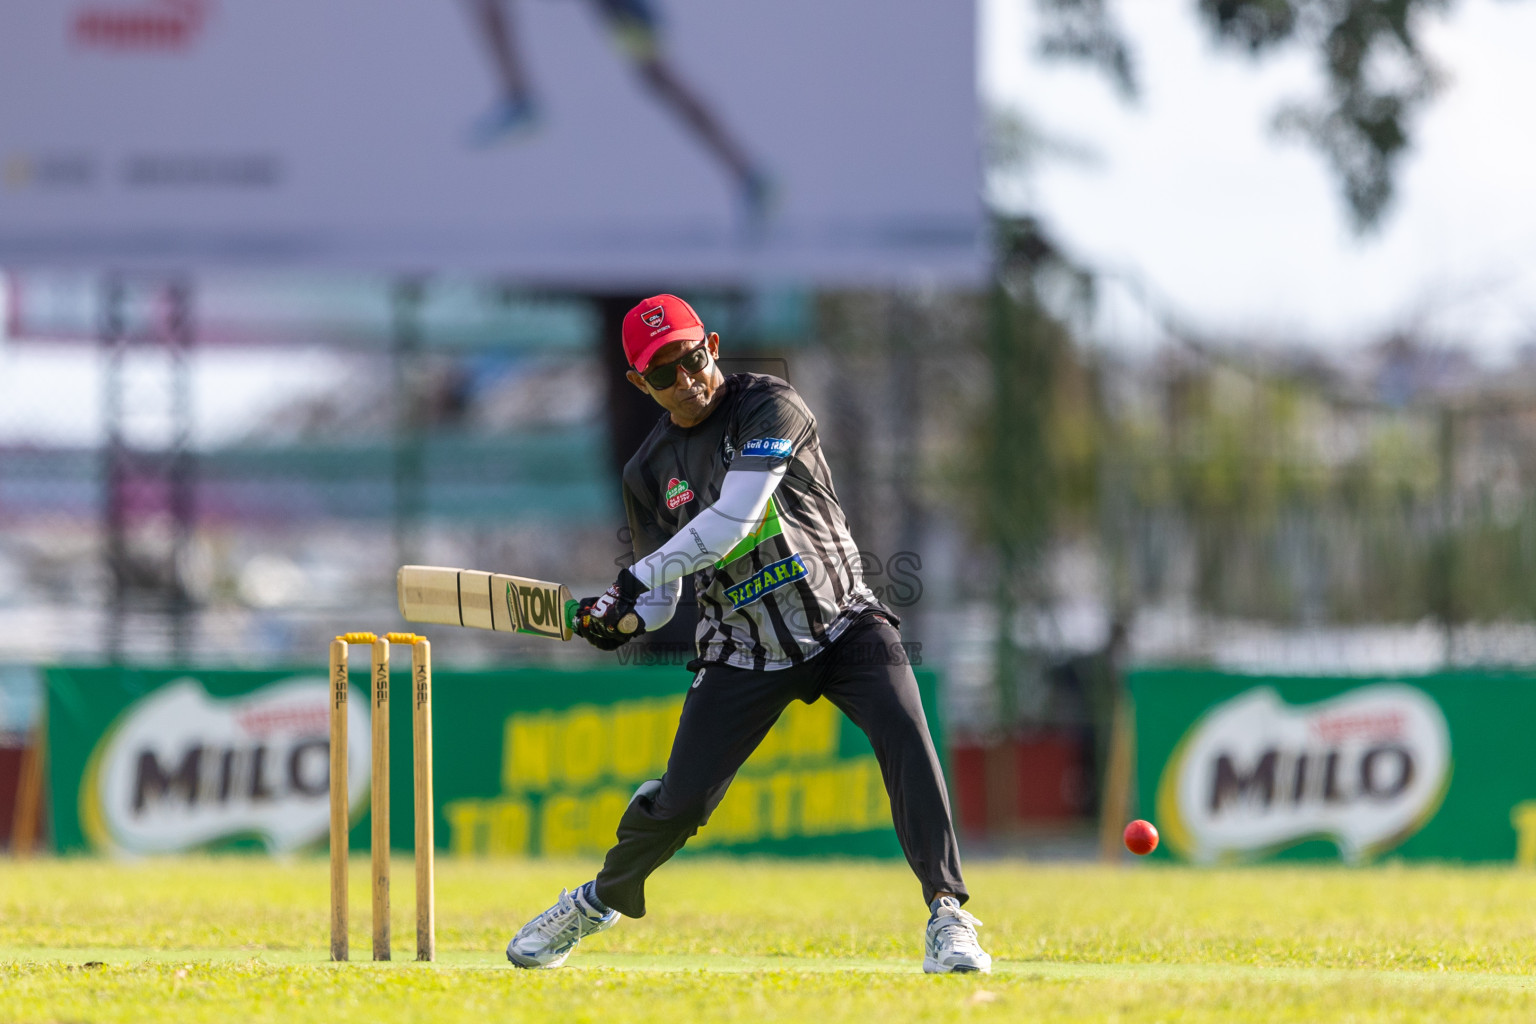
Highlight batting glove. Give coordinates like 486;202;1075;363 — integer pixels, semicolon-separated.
575;568;648;650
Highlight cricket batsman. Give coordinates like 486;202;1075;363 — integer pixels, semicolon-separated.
506;294;990;973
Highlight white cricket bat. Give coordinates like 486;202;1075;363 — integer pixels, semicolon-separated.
397;565;638;641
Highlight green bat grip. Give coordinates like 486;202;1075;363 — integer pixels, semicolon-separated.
565;599;639;635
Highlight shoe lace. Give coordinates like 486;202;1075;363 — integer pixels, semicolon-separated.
931;905;985;954
525;890;584;946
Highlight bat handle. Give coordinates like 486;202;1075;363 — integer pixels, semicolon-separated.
563;600;640;635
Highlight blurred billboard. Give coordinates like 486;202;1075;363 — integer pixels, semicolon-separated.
1133;670;1536;865
0;0;982;284
44;662;940;857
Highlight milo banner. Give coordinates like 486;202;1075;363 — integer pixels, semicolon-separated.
46;663;941;858
1132;670;1536;864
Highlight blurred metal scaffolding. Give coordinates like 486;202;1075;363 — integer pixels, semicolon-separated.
0;273;815;668
100;276;196;662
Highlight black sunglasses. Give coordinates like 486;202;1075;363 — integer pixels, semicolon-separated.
640;343;711;390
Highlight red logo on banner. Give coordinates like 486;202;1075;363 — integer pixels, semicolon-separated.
72;0;211;52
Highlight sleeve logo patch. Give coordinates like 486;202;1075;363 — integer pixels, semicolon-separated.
741;437;793;458
665;477;695;510
724;553;808;610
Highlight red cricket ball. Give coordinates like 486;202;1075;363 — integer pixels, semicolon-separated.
1123;819;1159;856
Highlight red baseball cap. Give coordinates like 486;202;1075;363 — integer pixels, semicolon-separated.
622;294;706;372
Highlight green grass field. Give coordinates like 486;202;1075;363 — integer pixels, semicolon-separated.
5;857;1536;1022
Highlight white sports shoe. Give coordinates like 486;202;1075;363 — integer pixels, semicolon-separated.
923;896;992;974
506;883;619;969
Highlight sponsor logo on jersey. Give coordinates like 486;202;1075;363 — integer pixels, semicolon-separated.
741;437;793;459
665;477;694;510
641;306;666;329
715;495;784;567
724;552;808;609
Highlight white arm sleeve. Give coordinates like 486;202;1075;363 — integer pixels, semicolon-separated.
631;466;788;592
634;576;683;630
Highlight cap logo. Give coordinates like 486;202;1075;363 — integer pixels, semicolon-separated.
641;306;667;329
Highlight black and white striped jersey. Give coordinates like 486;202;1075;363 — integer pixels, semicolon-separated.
621;373;891;671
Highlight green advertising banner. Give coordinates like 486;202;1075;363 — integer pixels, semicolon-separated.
46;661;942;859
1131;669;1536;864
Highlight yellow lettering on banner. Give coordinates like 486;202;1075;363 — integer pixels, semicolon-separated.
747;702;837;770
800;768;842;835
523;755;894;850
696;758;887;843
863;759;892;829
502;697;685;793
492;800;532;856
560;706;606;785
445;798;533;855
587;788;630;851
752;718;786;764
783;701;839;760
543;794;585;855
754;718;784;763
838;763;867;830
504;713;554;790
611;705;656;777
699;776;761;847
494;696;893;851
534;788;632;856
653;697;684;770
445;800;487;856
767;773;796;838
1512;802;1536;867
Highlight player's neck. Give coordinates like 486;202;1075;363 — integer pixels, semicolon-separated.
668;379;728;428
669;403;717;429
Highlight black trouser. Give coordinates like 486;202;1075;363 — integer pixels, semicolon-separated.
593;615;968;917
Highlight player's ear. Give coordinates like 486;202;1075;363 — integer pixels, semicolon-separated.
626;369;652;395
707;332;720;355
